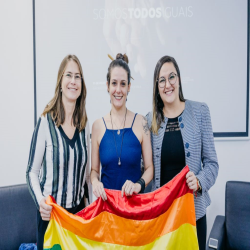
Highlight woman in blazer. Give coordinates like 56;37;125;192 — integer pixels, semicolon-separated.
146;55;219;250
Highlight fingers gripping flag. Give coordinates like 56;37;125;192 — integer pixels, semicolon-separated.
44;166;198;249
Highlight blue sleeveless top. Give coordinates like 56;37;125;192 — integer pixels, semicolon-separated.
99;114;142;190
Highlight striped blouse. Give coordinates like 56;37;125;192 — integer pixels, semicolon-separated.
26;113;92;209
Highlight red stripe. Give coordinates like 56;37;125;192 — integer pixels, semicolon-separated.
76;166;191;220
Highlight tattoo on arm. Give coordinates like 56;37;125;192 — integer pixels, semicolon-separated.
142;116;149;135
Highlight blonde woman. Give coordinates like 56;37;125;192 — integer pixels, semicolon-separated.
26;55;91;250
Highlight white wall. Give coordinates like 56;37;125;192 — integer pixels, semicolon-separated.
0;0;34;186
0;0;249;239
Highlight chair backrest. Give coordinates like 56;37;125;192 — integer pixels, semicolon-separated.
0;184;37;250
226;181;250;250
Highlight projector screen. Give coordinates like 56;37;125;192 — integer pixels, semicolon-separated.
34;0;249;138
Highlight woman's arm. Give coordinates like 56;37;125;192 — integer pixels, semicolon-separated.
26;116;46;208
84;121;93;205
196;103;219;194
121;115;154;197
90;120;107;201
140;116;154;185
26;116;52;220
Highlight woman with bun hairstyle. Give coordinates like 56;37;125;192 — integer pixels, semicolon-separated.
145;55;219;250
26;55;92;250
91;53;153;200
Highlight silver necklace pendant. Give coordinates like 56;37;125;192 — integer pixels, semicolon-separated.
117;129;120;135
118;158;121;165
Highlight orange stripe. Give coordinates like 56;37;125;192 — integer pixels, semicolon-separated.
48;193;195;246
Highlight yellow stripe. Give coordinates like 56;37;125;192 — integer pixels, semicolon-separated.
44;220;198;250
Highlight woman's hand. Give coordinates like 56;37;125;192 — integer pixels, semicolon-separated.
186;171;199;192
121;180;141;197
92;179;107;201
39;197;52;221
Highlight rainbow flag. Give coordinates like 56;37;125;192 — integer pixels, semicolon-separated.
44;166;198;249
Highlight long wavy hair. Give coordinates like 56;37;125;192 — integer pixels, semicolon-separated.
151;55;185;134
42;54;87;131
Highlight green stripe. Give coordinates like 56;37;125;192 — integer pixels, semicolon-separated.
44;244;62;250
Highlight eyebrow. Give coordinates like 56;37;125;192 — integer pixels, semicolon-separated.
159;72;176;78
111;79;127;82
65;71;80;75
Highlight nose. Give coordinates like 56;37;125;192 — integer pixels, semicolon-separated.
116;84;121;92
70;76;76;84
165;79;171;88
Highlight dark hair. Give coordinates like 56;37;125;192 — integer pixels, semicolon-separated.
107;53;131;84
151;55;185;134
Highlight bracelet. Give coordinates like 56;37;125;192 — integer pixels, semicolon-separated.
136;178;145;193
196;178;202;191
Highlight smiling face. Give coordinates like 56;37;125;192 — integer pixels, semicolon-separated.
107;66;130;109
61;60;82;103
158;62;180;106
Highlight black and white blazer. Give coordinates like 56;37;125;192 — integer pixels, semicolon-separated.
146;100;219;220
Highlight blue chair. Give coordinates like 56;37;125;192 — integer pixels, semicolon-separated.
206;181;250;250
0;184;37;250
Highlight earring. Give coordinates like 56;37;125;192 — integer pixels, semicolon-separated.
61;88;62;92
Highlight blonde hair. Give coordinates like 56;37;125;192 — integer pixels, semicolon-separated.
42;54;87;131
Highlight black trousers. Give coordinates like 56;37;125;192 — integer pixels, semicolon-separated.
36;198;85;250
196;214;207;250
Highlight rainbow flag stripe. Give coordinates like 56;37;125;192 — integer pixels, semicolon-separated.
44;166;198;250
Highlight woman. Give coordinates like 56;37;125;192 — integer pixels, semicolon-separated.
26;55;92;250
91;53;153;200
146;55;219;250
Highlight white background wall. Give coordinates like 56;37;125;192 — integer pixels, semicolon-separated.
0;0;34;187
0;0;249;238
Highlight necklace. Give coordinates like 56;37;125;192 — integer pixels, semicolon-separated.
110;108;127;166
113;116;126;135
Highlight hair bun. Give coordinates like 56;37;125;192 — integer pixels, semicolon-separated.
116;53;129;64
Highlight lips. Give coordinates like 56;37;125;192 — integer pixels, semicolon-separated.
164;89;174;95
68;87;77;91
114;95;123;100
